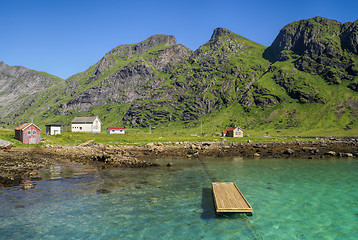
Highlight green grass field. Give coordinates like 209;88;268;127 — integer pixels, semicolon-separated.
1;125;357;147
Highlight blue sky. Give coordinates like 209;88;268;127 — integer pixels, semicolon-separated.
0;0;357;79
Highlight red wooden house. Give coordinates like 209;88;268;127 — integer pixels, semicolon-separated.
14;123;41;144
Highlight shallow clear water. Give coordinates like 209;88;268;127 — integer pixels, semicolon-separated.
0;157;357;239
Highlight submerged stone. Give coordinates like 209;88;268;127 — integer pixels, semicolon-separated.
96;189;111;194
22;183;35;190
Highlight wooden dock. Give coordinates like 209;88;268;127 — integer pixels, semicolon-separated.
212;182;253;216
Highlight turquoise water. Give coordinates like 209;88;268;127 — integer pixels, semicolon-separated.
0;158;357;239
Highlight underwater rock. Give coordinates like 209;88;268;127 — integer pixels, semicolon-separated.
96;189;111;194
22;183;35;190
341;152;353;157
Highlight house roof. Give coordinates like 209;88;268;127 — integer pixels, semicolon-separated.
107;127;125;130
71;116;100;123
15;123;41;131
226;127;238;131
45;124;62;127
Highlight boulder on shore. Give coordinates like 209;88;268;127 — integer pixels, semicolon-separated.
325;151;337;156
0;139;13;150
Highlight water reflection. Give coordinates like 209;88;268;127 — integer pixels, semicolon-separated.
201;188;216;220
38;164;100;180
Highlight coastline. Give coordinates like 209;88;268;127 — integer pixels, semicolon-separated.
1;138;357;188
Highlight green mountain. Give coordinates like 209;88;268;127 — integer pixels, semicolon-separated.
1;17;357;133
0;61;64;127
256;17;358;130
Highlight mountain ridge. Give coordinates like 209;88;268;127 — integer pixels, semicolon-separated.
1;16;357;133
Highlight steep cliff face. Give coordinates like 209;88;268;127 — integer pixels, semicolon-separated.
340;20;358;54
0;61;62;122
265;17;358;85
267;17;342;60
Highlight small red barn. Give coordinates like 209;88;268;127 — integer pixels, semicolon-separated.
14;123;41;144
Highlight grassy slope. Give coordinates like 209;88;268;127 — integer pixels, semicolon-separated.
252;82;357;132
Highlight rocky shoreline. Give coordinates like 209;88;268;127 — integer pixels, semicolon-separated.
125;137;358;160
1;138;357;188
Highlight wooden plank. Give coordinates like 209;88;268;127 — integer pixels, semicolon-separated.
212;182;253;214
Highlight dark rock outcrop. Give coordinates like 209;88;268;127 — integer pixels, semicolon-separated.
348;83;358;92
341;20;358;54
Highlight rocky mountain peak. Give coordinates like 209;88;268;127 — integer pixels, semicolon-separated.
144;34;177;47
75;34;179;83
128;34;177;56
266;16;343;61
264;16;358;85
211;27;233;39
104;34;177;61
0;61;27;76
0;60;9;69
208;27;260;48
311;16;341;26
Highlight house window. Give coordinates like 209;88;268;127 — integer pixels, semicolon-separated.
33;130;36;135
80;127;82;130
27;130;31;135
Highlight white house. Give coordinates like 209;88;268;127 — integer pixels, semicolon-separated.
107;127;125;134
45;124;61;135
71;116;101;133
